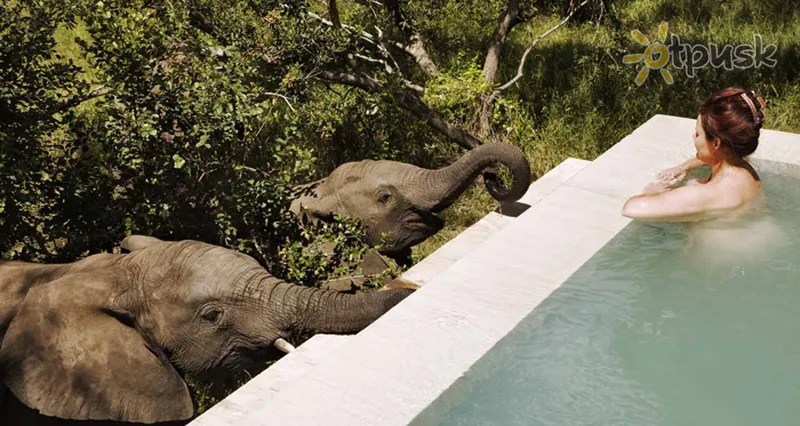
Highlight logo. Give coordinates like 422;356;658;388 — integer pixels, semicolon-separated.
624;22;778;86
624;22;673;86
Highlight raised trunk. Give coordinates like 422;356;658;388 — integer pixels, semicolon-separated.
403;142;531;211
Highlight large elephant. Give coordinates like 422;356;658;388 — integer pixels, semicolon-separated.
0;235;412;425
291;143;531;263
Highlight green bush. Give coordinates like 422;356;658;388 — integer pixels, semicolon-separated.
0;0;373;285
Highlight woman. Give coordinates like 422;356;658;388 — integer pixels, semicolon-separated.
623;87;767;222
623;88;782;266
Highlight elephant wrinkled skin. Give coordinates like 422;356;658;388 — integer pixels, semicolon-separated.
0;235;413;425
291;143;531;262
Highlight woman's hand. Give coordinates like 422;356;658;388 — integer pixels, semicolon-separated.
656;158;705;185
655;165;687;185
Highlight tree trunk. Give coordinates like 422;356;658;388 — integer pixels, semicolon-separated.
328;0;341;28
482;0;523;84
478;0;527;137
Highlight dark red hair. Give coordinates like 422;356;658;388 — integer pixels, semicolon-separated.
699;87;766;158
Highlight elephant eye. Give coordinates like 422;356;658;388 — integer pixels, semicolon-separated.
200;306;223;324
377;191;391;204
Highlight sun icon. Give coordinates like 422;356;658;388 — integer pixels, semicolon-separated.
623;22;674;86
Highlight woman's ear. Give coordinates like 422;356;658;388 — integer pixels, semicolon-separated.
0;271;193;423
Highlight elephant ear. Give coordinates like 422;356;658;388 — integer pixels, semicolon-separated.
120;234;164;252
0;272;194;423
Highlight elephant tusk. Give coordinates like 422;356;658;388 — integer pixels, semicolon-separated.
274;338;296;354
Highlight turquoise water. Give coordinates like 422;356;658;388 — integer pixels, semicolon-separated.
411;164;800;426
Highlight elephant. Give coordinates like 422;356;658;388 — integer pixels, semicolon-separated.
291;142;531;264
0;235;413;425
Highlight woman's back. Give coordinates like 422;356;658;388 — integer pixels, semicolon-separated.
623;87;767;222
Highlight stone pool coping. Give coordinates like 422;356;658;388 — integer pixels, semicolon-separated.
190;115;800;425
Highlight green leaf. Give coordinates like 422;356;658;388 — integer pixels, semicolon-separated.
195;134;210;148
172;154;186;169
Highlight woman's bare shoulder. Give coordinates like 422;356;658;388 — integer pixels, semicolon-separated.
718;166;762;204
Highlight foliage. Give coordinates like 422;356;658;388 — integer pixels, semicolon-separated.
423;63;493;125
0;0;372;286
1;0;799;408
276;214;368;286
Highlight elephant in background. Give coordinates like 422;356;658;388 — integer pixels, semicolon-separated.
0;235;412;425
291;142;531;263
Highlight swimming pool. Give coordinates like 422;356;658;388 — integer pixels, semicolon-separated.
411;163;800;426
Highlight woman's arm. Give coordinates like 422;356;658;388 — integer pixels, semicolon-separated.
678;157;705;171
622;182;739;222
657;158;706;182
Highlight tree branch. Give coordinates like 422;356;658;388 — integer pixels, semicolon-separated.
308;10;433;75
309;12;420;88
370;25;402;72
496;0;589;91
316;71;383;92
352;0;384;7
308;12;378;46
308;13;390;64
404;80;424;93
48;86;111;115
308;10;437;77
483;0;524;84
347;52;389;74
264;92;297;113
382;0;438;76
328;0;342;28
404;33;438;76
316;71;481;149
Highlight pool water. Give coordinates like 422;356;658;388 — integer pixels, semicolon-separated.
411;166;800;426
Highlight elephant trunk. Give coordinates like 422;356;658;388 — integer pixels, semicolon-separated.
264;282;413;337
403;143;531;211
302;287;413;335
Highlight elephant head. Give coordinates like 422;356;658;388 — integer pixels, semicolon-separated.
0;235;412;424
290;143;531;260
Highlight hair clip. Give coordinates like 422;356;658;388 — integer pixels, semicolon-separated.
740;91;761;125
